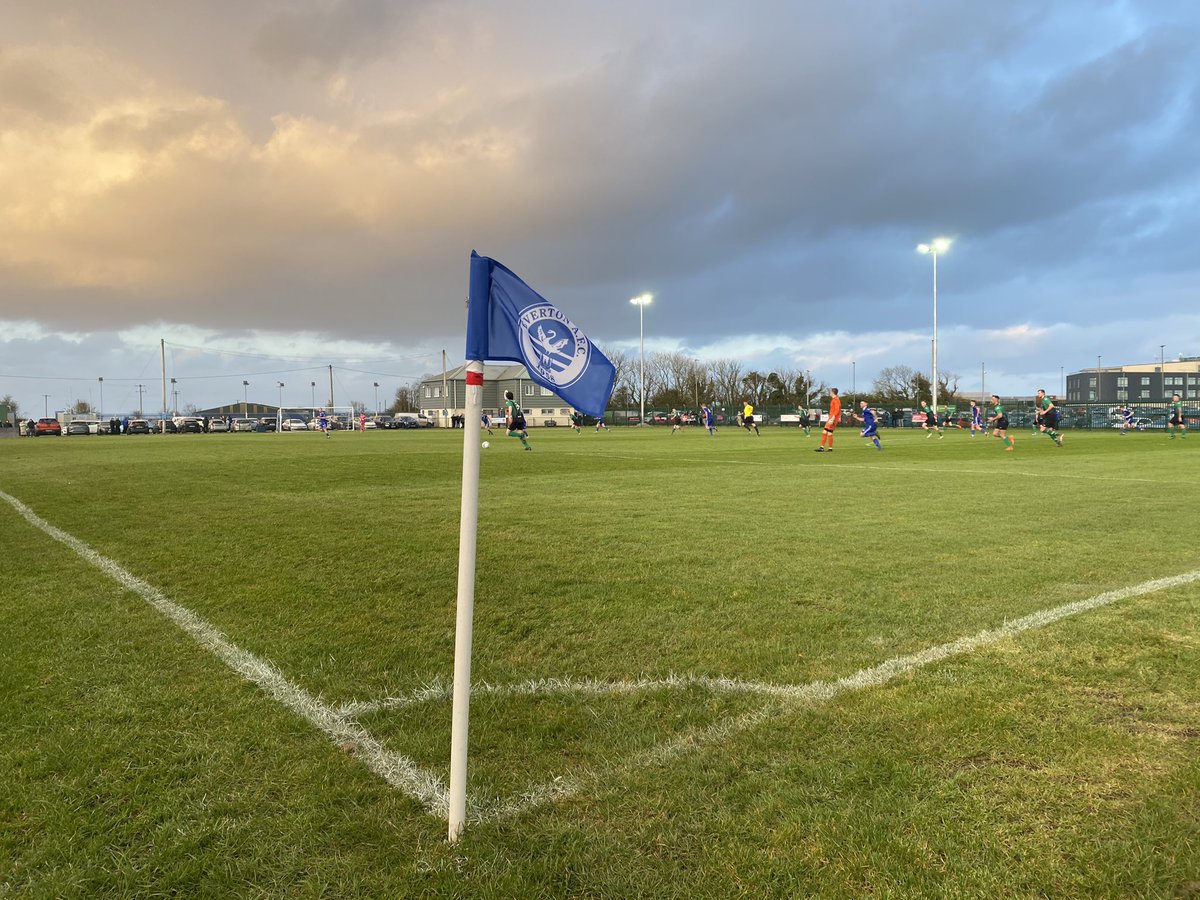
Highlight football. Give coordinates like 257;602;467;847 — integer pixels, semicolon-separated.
481;441;489;449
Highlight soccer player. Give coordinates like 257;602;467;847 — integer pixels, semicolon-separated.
852;400;883;450
1034;389;1064;446
797;406;812;436
481;413;494;436
969;399;985;437
815;388;841;452
701;403;716;436
570;411;583;433
670;409;683;434
919;399;944;438
1168;393;1187;439
988;394;1015;451
318;408;330;438
742;400;760;435
1119;404;1133;435
594;416;610;432
503;389;531;450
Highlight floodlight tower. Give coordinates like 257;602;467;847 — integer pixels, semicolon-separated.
630;293;653;424
917;238;951;414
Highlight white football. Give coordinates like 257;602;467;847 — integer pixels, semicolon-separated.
481;441;489;449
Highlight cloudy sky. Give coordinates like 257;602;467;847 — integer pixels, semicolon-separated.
2;0;1198;417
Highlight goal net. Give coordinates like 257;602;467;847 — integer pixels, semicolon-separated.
277;406;357;431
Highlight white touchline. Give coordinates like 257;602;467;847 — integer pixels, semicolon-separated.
478;567;1200;822
7;487;1198;828
0;488;452;821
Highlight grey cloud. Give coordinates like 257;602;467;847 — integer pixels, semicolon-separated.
253;0;432;74
0;53;77;121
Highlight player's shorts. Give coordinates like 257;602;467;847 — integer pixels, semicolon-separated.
1041;410;1059;428
994;416;1009;430
823;419;838;432
925;415;939;427
1170;413;1184;426
860;424;877;438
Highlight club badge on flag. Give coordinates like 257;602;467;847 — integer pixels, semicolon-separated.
467;251;615;418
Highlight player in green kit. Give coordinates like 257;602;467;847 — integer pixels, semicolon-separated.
919;399;944;438
1168;393;1187;439
988;395;1015;451
1034;389;1064;447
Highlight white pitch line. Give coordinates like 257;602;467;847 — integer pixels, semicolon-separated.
0;488;452;821
480;568;1200;822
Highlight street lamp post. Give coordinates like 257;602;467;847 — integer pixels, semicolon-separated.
630;293;652;424
1096;356;1101;403
917;238;951;416
373;382;380;414
98;377;103;420
1160;344;1166;399
277;381;285;409
170;378;178;415
243;380;249;417
310;381;316;413
43;394;50;417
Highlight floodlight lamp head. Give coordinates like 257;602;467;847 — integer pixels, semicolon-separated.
630;293;653;306
917;243;931;254
933;237;951;253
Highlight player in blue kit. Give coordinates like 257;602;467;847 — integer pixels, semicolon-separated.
969;399;985;437
852;400;883;450
701;403;716;436
1120;404;1134;435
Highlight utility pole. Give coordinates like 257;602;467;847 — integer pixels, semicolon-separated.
136;384;146;416
328;365;334;408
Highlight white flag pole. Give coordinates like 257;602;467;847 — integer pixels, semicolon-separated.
448;359;484;842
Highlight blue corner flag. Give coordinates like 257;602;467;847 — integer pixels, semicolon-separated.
466;251;615;418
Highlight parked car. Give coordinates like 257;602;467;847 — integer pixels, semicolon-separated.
177;418;204;433
371;416;393;430
543;419;558;427
394;416;419;429
258;417;277;432
64;420;92;436
208;418;230;433
126;419;151;434
280;416;309;431
232;418;257;432
35;417;62;436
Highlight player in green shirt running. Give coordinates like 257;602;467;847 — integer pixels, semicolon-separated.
988;395;1015;451
1168;393;1187;439
503;390;531;450
1035;389;1064;447
919;399;944;438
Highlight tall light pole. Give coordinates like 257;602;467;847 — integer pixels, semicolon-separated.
98;377;104;420
43;394;50;417
373;382;380;414
170;378;178;415
1160;344;1166;399
1096;356;1101;403
277;381;285;409
310;381;316;412
242;380;249;417
852;361;856;404
917;238;951;415
630;293;652;424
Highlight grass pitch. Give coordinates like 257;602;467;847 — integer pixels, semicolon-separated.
2;425;1198;897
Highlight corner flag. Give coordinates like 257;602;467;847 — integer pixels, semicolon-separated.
467;251;615;417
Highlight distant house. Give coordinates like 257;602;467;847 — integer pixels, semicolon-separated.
419;364;575;427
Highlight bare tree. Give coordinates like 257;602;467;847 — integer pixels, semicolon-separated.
70;400;94;414
709;358;743;408
2;393;21;419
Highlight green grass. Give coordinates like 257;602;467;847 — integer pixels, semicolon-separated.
2;425;1198;897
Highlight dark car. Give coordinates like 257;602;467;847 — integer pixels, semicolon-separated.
161;419;179;433
396;417;419;429
178;418;203;433
35;417;62;436
371;416;393;430
258;417;277;432
543;419;558;427
126;419;151;434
